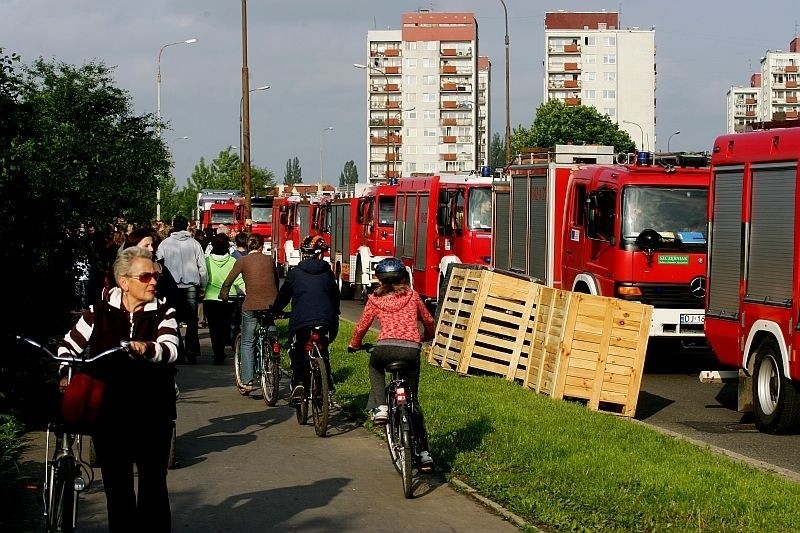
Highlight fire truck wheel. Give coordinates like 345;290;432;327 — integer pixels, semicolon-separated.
752;337;800;434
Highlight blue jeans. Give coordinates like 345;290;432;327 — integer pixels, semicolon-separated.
240;310;257;383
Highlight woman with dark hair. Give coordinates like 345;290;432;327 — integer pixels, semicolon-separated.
204;233;245;364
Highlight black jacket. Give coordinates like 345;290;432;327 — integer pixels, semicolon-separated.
273;258;340;340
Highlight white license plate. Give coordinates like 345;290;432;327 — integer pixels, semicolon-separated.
680;314;705;325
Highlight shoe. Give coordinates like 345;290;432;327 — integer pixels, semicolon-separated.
242;380;254;395
199;321;208;328
419;451;435;473
371;405;388;425
291;384;305;404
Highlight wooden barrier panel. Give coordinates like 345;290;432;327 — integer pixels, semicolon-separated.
428;265;652;417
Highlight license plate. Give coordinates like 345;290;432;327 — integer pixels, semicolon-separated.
680;314;705;325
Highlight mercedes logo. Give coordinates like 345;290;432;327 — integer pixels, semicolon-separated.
690;276;706;298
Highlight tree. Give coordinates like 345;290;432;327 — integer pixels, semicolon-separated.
0;53;170;340
283;156;302;186
339;160;359;187
511;99;636;156
489;132;506;172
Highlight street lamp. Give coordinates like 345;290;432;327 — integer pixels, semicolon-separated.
319;126;334;189
622;120;645;151
156;37;197;222
239;85;270;165
499;0;511;165
667;130;681;152
354;63;390;182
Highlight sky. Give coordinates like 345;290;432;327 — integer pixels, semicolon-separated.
1;1;797;187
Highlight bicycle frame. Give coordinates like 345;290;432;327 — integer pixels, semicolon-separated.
384;360;421;499
233;310;281;406
293;326;330;437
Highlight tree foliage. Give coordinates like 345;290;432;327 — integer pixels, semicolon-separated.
283;157;302;186
0;53;171;341
489;132;506;172
511;100;636;156
339;160;359;187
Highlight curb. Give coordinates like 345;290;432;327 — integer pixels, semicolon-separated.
449;477;535;531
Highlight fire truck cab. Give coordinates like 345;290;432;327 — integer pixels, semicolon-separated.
705;127;800;433
396;171;493;308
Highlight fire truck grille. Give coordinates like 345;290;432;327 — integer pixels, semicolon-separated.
618;283;704;309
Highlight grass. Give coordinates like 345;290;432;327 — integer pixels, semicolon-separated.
321;320;800;532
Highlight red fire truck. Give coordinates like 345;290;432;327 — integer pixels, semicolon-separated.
328;183;398;299
395;171;494;308
247;195;275;253
493;145;711;343
705;127;800;433
197;189;242;232
272;194;331;277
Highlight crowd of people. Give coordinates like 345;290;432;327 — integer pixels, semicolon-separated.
60;216;436;531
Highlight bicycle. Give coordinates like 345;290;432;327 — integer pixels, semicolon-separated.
292;325;331;437
233;309;281;405
17;335;131;533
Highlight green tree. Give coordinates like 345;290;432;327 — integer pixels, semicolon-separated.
283;156;302;186
489;132;506;172
0;53;169;338
511;99;635;156
339;160;359;187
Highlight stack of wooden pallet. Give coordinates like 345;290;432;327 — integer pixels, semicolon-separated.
428;265;653;417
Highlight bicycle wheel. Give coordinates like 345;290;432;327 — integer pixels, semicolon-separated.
310;353;330;437
385;404;403;475
47;456;76;532
233;333;248;395
295;355;309;425
260;337;280;406
398;407;414;499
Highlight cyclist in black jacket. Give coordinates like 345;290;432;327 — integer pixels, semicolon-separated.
272;235;340;403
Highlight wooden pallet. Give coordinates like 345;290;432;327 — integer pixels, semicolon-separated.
428;265;652;417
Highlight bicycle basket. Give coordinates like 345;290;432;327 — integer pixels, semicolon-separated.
61;372;105;435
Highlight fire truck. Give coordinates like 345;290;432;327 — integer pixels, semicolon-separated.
395;171;494;308
272;194;330;277
493;145;711;342
197;189;242;232
247;195;275;253
705;127;800;433
328;183;398;299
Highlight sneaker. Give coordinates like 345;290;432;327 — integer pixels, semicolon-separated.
242;380;254;395
419;451;435;472
371;405;388;425
291;384;305;404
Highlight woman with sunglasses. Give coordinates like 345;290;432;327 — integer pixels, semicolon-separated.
58;246;179;532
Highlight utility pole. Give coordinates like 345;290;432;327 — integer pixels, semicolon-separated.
241;0;252;224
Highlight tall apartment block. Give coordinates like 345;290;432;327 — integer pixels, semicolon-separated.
726;74;760;133
543;11;656;151
726;38;800;132
359;11;490;183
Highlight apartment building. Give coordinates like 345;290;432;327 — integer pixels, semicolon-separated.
359;11;489;183
725;38;800;131
726;74;760;133
543;11;656;151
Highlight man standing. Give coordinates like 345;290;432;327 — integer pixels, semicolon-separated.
157;215;207;364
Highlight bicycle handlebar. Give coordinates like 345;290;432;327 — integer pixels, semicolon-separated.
17;335;131;364
347;343;374;354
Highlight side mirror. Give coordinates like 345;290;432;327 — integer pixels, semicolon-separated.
438;189;449;204
437;205;452;235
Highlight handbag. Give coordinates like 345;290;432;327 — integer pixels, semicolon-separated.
61;372;105;435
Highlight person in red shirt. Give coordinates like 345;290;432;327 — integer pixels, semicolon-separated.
348;257;435;471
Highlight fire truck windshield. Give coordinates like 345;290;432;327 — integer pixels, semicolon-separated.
251;206;272;224
621;187;707;246
378;197;395;226
211;212;235;225
468;188;492;230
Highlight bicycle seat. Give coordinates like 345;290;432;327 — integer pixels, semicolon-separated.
385;360;411;374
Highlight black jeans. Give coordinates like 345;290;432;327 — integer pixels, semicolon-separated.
203;299;234;362
174;286;200;360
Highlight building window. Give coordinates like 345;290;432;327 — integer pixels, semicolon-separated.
423;75;436;85
602;54;617;65
604;72;616;82
584;89;596;100
406;145;417;154
406;58;417;69
405;75;417;86
423;128;437;137
406;128;417;137
603;36;616;46
423;145;437;154
602;89;616;99
406;109;417;119
423;93;437;103
583;71;596;82
584;36;596;46
423;110;437;120
585;55;596;65
423;57;436;68
405;42;417;51
425;41;437;51
602;107;616;117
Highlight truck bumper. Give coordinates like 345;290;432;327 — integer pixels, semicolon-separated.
649;308;705;337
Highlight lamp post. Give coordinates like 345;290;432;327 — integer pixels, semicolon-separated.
240;0;254;224
500;0;511;165
156;37;197;222
354;63;390;182
622;120;645;151
667;130;681;152
319;126;334;190
238;85;270;165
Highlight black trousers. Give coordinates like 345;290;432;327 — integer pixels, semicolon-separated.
93;418;173;533
289;327;334;391
204;299;234;362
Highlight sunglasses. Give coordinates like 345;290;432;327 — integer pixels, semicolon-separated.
126;272;161;283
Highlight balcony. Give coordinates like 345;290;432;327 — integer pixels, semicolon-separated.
442;82;457;91
787;111;799;119
788;96;798;104
387;101;400;109
386;118;401;126
385;66;400;75
564;43;580;53
442;65;457;74
442;153;457;161
385;83;399;92
787;65;799;73
441;136;457;144
442;100;458;109
745;98;757;104
441;118;457;126
564;97;581;106
388;135;402;143
441;48;457;56
745;110;756;116
564;62;580;71
385;49;400;57
385;153;399;161
563;79;580;88
788;81;798;88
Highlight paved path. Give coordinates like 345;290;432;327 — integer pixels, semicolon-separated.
18;329;522;532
